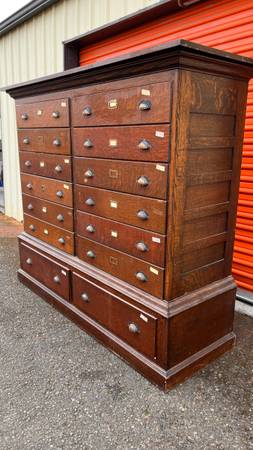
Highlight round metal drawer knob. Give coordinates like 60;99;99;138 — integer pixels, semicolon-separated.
52;111;60;118
83;139;93;148
136;272;147;282
87;250;95;259
55;165;62;173
137;175;149;187
84;169;94;178
21;113;28;120
86;224;95;233
26;258;32;265
53;139;61;146
139;100;151;111
27;203;33;211
136;242;148;252
81;292;89;303
85;197;95;206
25;160;32;167
137;210;149;220
128;323;140;334
26;183;33;190
29;224;35;231
23;137;30;144
138;139;151;151
58;237;65;245
53;275;61;284
83;106;92;116
56;190;64;198
57;214;64;222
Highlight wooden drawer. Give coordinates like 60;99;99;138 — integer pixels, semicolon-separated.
16;98;69;128
24;215;74;254
18;129;71;154
74;158;167;199
21;174;73;207
75;186;166;234
72;125;170;162
20;242;70;300
72;81;171;126
72;272;158;359
76;211;165;267
22;194;73;231
20;152;72;181
76;237;164;298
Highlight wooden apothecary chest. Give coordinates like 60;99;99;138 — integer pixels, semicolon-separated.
6;40;253;390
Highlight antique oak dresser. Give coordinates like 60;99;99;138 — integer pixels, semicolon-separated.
6;40;253;390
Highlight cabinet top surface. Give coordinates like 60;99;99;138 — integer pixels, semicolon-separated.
4;39;253;99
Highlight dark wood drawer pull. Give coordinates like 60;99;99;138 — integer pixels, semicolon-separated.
53;138;61;146
138;139;151;150
52;111;60;118
137;210;149;220
87;250;95;259
85;197;95;206
81;292;89;303
27;203;33;210
139;100;151;111
86;224;95;233
56;190;64;198
83;139;93;148
23;137;30;144
25;160;32;167
26;183;33;190
84;169;94;178
21;113;28;120
83;106;92;116
26;258;32;265
58;237;65;244
136;242;148;252
53;275;61;283
29;224;35;231
136;271;147;282
137;175;149;186
55;165;62;173
128;322;140;334
57;214;64;222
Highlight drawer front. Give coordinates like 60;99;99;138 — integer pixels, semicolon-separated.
72;82;171;126
21;174;73;207
16;98;69;128
18;129;71;155
76;211;165;266
72;272;157;358
76;237;164;298
24;215;74;255
74;158;167;199
72;125;170;162
20;152;72;181
20;242;70;300
22;194;73;231
75;186;166;234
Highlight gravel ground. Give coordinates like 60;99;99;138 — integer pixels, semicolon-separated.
0;238;252;450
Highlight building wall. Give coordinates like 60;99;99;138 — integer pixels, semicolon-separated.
0;0;159;221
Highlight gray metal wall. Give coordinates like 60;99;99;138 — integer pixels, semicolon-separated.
0;0;158;221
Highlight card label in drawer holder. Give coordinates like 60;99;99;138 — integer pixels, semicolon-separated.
155;131;165;138
152;236;161;243
40;161;45;167
61;102;67;107
64;159;70;164
156;164;165;172
110;201;118;209
37;109;43;116
140;313;148;323
141;89;150;96
61;269;67;276
109;256;118;265
108;99;118;109
111;230;118;238
109;139;118;147
44;229;49;235
42;207;47;213
63;184;69;190
150;266;159;275
109;169;118;179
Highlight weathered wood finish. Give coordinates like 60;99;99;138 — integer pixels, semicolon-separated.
20;152;72;181
7;40;253;390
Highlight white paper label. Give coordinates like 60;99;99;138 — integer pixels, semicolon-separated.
109;139;117;147
37;109;43;116
61;101;67;107
141;89;150;96
152;237;161;243
150;266;159;275
108;99;117;109
155;131;165;138
42;207;47;213
40;161;45;167
156;164;165;172
111;230;118;238
140;313;148;323
61;270;67;276
44;229;49;235
64;159;70;164
110;201;118;209
63;184;69;190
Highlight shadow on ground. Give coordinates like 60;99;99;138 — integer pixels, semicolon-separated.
0;238;252;450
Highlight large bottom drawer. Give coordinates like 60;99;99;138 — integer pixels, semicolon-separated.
20;242;70;300
76;236;164;298
72;272;157;359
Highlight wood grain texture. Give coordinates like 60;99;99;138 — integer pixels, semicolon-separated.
21;173;73;207
20;152;72;181
18;128;71;154
16;98;70;128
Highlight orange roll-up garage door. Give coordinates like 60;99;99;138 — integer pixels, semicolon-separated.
79;0;253;295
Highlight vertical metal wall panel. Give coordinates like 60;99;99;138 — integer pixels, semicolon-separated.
0;0;159;222
78;0;253;293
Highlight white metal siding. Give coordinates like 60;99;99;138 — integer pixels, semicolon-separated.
0;0;159;221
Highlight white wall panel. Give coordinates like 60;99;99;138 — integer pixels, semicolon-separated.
0;0;159;221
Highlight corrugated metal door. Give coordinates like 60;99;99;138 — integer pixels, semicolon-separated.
79;0;253;294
